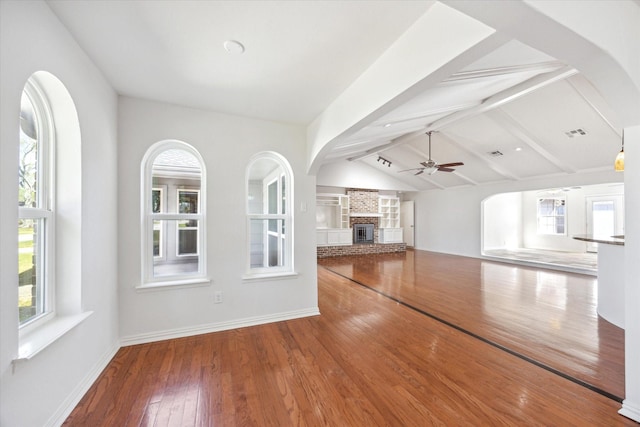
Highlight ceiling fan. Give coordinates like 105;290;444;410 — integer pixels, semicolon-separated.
398;131;464;176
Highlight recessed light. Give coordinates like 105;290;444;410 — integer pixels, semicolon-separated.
223;40;245;54
384;123;392;128
515;147;522;152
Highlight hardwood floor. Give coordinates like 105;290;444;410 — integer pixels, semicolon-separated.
64;251;632;426
319;249;625;400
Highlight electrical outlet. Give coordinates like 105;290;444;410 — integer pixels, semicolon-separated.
214;291;223;304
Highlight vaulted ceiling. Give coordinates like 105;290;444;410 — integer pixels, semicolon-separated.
47;0;625;191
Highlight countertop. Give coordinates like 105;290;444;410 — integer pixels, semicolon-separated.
572;234;625;246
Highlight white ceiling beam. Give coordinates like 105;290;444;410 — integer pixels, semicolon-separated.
428;65;578;132
444;60;565;83
436;132;520;181
566;75;622;135
486;108;577;174
346;131;427;162
363;66;578;160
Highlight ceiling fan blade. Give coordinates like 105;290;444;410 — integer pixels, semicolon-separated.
437;167;456;172
420;161;430;168
398;167;424;173
437;162;464;168
414;170;425;176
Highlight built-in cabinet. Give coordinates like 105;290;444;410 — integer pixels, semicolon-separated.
379;195;403;243
316;193;351;246
379;227;403;243
315;192;404;245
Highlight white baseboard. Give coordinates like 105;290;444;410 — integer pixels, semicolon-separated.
120;307;321;347
619;399;640;423
46;343;121;427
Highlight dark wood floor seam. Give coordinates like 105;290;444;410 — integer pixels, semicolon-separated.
319;265;623;403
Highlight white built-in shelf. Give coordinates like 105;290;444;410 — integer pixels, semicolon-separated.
316;193;350;229
378;196;403;242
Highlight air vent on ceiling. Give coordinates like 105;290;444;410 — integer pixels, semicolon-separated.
488;150;503;157
564;128;587;138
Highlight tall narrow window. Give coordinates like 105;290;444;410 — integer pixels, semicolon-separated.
141;141;207;287
246;152;294;276
537;197;566;235
18;79;53;326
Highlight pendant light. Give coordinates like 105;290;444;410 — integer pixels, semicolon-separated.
614;130;625;172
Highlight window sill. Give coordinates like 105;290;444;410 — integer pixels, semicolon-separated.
136;277;212;292
242;271;299;282
15;311;93;361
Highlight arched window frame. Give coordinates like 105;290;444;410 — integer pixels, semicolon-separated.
140;140;209;289
244;151;295;279
18;78;55;331
16;71;89;362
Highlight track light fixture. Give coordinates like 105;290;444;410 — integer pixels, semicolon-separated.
377;156;392;167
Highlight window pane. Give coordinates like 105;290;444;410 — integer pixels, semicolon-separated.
19;92;39;208
268;181;277;214
153;219;200;277
178;190;198;214
281;176;286;214
152;189;162;213
268;234;279;266
178;227;198;255
153;220;162;257
249;218;284;269
18;218;45;324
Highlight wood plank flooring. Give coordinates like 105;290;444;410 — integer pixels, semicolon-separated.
319;249;625;400
64;251;631;426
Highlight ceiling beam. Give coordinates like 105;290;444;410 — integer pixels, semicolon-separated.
566;74;622;135
436;132;520;181
444;60;566;83
346;131;426;162
486;108;577;174
364;65;578;160
428;65;578;131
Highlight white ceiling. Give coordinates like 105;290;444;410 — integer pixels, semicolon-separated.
47;0;624;191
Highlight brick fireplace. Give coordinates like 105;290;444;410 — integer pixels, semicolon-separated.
317;188;406;258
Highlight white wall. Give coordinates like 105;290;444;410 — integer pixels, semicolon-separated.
406;170;622;258
521;184;624;252
117;97;318;343
483;192;522;250
317;159;418;191
0;2;119;426
483;184;625;253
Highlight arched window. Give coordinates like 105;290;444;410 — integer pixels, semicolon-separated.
16;71;85;358
18;77;53;326
245;152;294;277
141;141;207;287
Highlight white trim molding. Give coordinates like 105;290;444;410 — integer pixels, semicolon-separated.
120;307;320;347
619;400;640;423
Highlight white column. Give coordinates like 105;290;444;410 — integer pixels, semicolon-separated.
621;125;640;422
